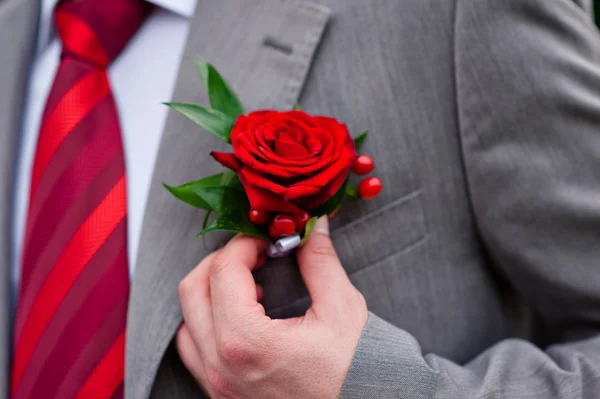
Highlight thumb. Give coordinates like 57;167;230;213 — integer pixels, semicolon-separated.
296;216;354;313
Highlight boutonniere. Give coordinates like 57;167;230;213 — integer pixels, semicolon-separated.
164;60;382;256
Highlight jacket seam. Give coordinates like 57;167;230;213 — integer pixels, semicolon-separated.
451;0;479;237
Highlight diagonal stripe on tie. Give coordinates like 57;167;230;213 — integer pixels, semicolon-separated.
29;70;109;196
40;60;94;124
55;11;109;67
74;332;127;399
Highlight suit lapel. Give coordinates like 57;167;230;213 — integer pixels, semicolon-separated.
126;0;330;397
0;0;39;394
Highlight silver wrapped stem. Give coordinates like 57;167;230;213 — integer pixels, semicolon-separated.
266;234;301;258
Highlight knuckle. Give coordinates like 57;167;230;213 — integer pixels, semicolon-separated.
217;333;254;367
205;366;234;397
348;288;367;311
178;276;193;302
310;239;337;260
179;253;216;302
174;326;186;347
209;253;231;277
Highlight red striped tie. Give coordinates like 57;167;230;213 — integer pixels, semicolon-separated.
11;1;150;398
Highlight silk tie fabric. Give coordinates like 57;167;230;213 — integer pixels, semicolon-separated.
11;1;150;398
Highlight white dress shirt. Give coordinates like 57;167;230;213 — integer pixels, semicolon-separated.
12;0;197;295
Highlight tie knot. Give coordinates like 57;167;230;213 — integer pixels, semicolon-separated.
55;0;151;68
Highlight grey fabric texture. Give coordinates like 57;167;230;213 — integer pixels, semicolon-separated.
340;314;438;398
342;0;600;397
3;0;600;398
0;0;39;398
575;0;594;14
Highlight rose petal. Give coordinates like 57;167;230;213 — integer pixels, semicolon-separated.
256;118;310;153
239;112;332;167
286;110;320;128
238;135;326;176
210;152;242;172
297;165;351;209
246;110;277;118
313;117;350;159
275;125;302;144
274;139;310;158
255;147;332;174
242;111;277;147
260;145;314;162
305;138;322;155
255;143;319;166
240;173;302;215
284;149;355;201
230;115;248;144
285;184;322;199
235;138;296;177
240;167;287;196
246;129;333;170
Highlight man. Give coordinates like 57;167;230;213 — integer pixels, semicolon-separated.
1;0;600;397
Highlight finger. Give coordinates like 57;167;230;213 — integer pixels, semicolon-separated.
256;250;267;270
229;234;268;271
209;235;270;326
179;252;218;353
175;324;209;388
224;233;270;271
296;216;354;313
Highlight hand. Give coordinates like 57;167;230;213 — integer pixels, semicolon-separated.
175;216;369;398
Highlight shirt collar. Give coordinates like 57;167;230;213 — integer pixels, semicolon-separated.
37;0;196;53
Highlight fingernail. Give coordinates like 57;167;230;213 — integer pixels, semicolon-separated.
313;216;329;236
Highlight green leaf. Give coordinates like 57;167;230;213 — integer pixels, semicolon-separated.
164;173;223;210
164;102;234;143
195;58;209;88
293;102;302;110
300;216;318;246
193;59;245;120
165;182;212;210
202;210;213;230
189;183;247;215
166;171;267;239
354;130;369;151
163;173;241;210
220;169;243;190
192;184;269;238
310;179;348;217
189;186;250;214
199;213;269;240
345;185;358;198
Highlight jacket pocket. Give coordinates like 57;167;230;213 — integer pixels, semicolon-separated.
331;189;427;275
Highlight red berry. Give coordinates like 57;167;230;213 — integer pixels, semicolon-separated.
358;176;383;200
295;211;311;233
249;209;271;225
352;155;375;175
268;214;297;239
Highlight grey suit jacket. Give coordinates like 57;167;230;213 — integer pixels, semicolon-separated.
2;0;600;397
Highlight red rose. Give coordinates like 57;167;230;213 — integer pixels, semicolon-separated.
211;110;358;215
